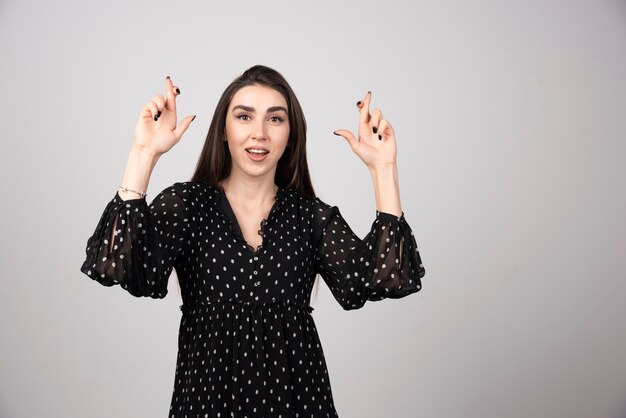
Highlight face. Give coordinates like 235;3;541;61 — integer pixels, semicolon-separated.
224;84;290;183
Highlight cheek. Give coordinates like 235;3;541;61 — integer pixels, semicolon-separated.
224;120;237;136
225;123;248;144
276;123;290;144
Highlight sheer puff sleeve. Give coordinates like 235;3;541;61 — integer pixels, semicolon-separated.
312;198;426;310
80;182;190;299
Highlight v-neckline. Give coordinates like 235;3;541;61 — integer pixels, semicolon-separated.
216;185;283;255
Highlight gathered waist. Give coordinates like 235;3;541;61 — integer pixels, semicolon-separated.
179;299;315;314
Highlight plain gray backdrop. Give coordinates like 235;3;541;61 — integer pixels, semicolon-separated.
1;0;625;417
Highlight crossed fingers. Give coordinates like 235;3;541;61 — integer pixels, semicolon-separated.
357;91;386;140
149;76;181;121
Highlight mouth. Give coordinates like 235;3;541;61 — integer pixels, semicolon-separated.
246;147;269;155
246;147;269;161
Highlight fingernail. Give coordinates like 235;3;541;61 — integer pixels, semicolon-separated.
378;134;382;140
156;110;161;118
166;75;170;80
154;114;159;121
372;126;378;134
175;87;180;94
333;131;340;136
191;115;196;122
357;101;362;107
368;91;372;96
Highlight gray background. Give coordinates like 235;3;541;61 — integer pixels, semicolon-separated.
1;0;625;417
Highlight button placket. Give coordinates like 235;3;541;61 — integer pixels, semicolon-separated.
252;254;261;288
246;193;279;295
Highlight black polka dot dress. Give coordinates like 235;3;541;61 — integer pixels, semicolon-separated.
80;181;426;417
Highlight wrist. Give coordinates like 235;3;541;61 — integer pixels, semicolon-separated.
129;146;161;166
369;163;402;217
118;147;159;201
368;162;398;176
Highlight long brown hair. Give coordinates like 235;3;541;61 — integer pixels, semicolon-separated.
190;65;315;199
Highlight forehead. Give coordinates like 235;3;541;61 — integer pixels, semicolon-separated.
229;85;287;109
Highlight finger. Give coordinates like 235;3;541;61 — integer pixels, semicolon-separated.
173;114;197;139
356;98;371;123
359;91;372;126
377;119;395;140
333;129;358;150
146;102;159;121
165;76;177;112
377;119;388;140
153;94;166;113
371;108;383;134
141;103;154;120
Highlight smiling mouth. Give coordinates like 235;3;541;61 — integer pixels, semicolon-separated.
246;148;269;155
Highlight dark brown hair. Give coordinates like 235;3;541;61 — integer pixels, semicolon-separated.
190;65;315;199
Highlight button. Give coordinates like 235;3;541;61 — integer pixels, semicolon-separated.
254;281;260;286
253;270;258;275
253;256;259;262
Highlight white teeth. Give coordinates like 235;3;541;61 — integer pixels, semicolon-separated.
247;149;268;154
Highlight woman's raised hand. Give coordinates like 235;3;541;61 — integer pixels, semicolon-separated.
333;91;397;170
133;76;196;157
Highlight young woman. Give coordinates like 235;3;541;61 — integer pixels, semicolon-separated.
80;65;426;417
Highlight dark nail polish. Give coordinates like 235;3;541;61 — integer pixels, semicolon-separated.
156;110;161;118
154;114;159;121
333;131;340;136
357;101;362;107
166;75;170;80
372;126;378;134
368;91;372;96
191;115;196;122
378;134;382;140
175;87;180;94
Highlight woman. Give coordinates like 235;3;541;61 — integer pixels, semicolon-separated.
80;65;425;417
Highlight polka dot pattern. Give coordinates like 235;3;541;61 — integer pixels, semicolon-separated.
80;181;426;416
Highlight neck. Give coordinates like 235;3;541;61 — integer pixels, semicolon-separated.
219;172;278;209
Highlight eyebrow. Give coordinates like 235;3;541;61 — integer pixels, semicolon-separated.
232;105;288;114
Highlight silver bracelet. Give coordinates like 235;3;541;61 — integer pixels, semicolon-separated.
119;185;147;198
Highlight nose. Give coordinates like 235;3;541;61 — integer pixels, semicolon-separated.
251;118;268;141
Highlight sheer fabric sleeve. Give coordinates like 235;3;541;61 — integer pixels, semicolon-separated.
79;182;190;298
312;198;426;310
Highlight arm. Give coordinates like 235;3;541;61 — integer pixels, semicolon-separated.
334;90;404;218
107;75;194;253
319;91;424;309
108;147;160;252
81;182;191;298
313;197;425;310
82;76;195;297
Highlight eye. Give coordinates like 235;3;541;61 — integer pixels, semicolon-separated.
236;114;251;121
269;116;284;123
